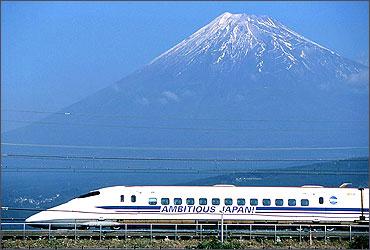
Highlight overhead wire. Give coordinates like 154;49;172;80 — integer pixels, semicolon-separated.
1;153;368;163
2;152;367;174
1;217;27;221
3;119;365;133
2;166;367;175
2;108;368;123
2;142;368;152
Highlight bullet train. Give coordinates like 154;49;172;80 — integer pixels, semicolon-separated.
26;185;369;228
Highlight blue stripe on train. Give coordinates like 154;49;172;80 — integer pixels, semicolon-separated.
256;207;369;212
97;206;161;210
256;211;362;214
96;206;369;213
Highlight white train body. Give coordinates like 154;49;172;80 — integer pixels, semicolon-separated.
26;185;369;226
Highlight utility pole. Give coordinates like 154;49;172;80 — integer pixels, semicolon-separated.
220;211;224;243
358;188;365;221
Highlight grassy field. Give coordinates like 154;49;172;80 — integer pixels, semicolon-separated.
2;236;369;249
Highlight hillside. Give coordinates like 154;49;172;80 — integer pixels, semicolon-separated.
184;157;369;187
3;12;368;151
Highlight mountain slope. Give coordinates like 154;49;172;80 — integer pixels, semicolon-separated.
3;12;368;152
150;12;367;87
183;157;369;187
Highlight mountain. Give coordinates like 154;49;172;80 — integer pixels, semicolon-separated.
183;157;369;188
150;12;367;88
2;12;368;162
3;12;368;151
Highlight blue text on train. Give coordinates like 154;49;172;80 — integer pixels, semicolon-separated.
160;206;256;214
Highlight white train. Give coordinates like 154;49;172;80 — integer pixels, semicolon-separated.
26;185;369;228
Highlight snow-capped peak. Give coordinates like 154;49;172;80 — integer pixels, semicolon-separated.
149;12;365;82
153;13;336;67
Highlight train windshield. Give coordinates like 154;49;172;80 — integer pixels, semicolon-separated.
77;191;100;198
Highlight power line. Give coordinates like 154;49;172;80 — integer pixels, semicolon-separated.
2;153;368;163
3;164;368;172
2;166;367;175
3;108;368;124
2;142;368;152
1;217;27;221
3;119;364;133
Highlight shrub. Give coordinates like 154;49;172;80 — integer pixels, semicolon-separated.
348;236;369;249
196;237;241;249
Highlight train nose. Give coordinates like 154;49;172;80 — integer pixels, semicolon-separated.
25;211;47;223
25;211;55;229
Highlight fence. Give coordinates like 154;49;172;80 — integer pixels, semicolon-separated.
1;222;368;243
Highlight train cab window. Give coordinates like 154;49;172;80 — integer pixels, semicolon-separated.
319;197;324;204
224;198;233;206
199;198;207;205
288;199;296;206
148;198;157;205
237;198;245;205
212;198;220;205
301;199;309;206
186;198;194;205
275;199;283;206
263;199;271;206
161;198;170;205
250;199;258;206
77;191;100;199
120;195;124;202
174;198;182;205
131;195;136;203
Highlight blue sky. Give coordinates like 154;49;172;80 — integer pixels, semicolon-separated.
1;1;369;131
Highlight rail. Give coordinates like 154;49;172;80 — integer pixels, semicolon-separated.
1;222;368;243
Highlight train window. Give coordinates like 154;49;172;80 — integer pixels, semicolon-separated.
224;198;233;206
288;199;296;206
319;197;324;204
186;198;194;205
174;198;182;205
120;195;124;202
275;199;283;206
237;198;245;205
77;191;100;199
250;199;258;206
199;198;207;205
263;199;271;206
212;198;220;205
148;198;157;205
131;195;136;203
161;198;170;205
301;199;309;206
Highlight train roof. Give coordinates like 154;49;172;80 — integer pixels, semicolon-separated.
97;185;368;191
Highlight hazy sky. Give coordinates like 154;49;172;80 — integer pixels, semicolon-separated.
1;1;369;131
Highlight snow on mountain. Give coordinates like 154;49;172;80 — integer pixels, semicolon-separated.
149;12;367;88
